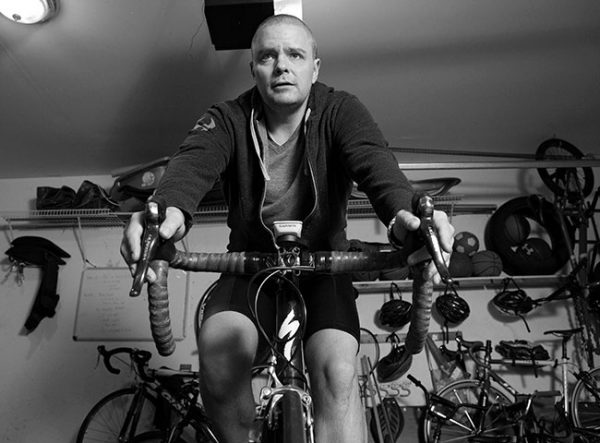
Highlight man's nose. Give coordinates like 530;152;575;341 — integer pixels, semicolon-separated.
274;55;289;72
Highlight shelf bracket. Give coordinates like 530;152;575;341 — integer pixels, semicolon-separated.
1;216;15;243
72;215;91;267
360;330;460;344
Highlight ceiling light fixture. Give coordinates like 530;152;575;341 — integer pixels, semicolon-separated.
0;0;58;25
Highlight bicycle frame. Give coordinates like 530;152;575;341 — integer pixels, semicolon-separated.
439;331;599;442
129;196;442;443
77;346;214;443
253;261;315;443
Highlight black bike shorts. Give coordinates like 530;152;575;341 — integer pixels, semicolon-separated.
200;272;360;348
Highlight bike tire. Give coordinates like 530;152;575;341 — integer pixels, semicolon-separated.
422;379;519;443
76;387;160;443
128;417;218;443
131;430;191;442
281;392;307;443
536;138;594;202
571;366;600;431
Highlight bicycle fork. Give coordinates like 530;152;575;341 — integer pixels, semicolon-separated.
256;355;314;443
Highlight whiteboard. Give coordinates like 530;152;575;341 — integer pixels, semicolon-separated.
73;267;188;341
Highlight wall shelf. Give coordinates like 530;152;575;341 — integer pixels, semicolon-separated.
397;158;600;170
0;198;496;231
0;209;129;230
353;274;564;294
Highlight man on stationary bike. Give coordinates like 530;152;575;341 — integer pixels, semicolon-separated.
121;14;454;443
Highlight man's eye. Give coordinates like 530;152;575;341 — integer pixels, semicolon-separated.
260;54;274;62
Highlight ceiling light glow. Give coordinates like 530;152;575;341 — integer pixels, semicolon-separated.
0;0;58;24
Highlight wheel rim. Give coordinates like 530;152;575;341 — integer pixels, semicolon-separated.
424;381;518;443
536;138;594;202
78;390;159;442
572;368;600;431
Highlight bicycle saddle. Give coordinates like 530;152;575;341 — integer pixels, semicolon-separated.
351;177;461;199
410;177;462;197
543;327;583;339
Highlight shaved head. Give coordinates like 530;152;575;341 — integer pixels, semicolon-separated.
251;14;318;59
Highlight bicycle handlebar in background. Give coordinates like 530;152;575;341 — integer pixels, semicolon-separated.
97;345;153;381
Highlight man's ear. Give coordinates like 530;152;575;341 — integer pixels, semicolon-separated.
249;61;255;78
312;58;321;84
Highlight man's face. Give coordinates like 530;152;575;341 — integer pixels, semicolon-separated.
250;22;320;112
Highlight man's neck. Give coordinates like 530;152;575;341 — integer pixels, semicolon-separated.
263;102;307;146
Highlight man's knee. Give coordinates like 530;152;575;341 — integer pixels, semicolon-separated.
312;358;359;405
197;311;258;396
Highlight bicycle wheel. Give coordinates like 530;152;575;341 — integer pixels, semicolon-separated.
76;387;160;443
131;430;192;442
536;138;594;202
422;379;520;443
571;366;600;431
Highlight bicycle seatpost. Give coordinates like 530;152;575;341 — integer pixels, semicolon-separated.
415;194;453;285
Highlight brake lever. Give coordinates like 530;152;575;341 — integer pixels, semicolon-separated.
130;200;164;297
416;194;453;285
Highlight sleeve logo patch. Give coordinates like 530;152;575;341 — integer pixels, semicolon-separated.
193;114;216;132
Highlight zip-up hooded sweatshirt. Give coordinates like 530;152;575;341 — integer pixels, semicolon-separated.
155;82;415;252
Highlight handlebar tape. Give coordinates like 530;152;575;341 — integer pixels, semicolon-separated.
405;265;433;354
148;260;176;356
166;249;409;274
148;249;426;357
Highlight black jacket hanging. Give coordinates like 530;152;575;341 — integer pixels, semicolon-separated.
5;236;70;333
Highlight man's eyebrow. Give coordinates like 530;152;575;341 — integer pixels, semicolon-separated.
254;46;308;59
286;46;308;55
254;48;274;58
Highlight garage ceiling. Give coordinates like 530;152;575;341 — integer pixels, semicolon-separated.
1;0;599;179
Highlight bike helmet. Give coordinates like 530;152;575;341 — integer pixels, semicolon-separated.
492;289;534;313
435;290;470;325
376;333;413;382
492;289;533;317
379;283;413;329
492;278;534;332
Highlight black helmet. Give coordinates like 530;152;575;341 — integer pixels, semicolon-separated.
492;289;533;316
435;290;470;325
492;278;534;332
379;283;412;329
492;278;534;315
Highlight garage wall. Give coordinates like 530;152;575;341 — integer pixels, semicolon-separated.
0;167;594;442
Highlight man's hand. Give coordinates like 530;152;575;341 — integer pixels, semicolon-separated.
120;206;187;282
390;208;455;284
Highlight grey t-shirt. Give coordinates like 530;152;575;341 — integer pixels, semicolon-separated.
262;124;312;229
